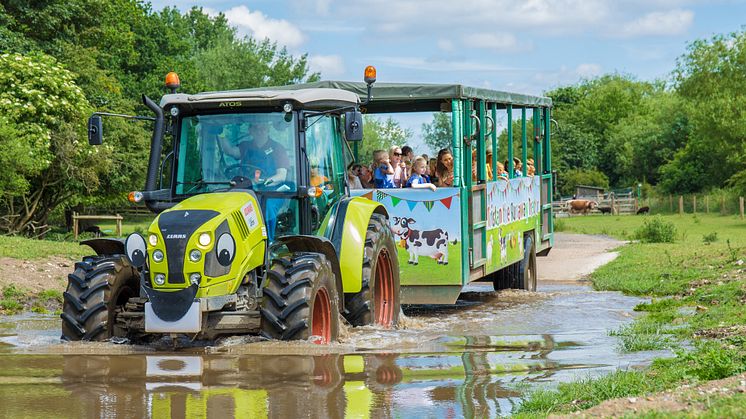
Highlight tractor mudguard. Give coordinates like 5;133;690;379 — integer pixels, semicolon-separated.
80;238;125;256
319;197;388;293
274;235;345;311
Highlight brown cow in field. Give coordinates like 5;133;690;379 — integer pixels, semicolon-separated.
566;199;598;215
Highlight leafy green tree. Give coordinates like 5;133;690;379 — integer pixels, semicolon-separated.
357;116;413;165
0;52;103;234
557;168;609;197
422;112;452;152
670;30;746;193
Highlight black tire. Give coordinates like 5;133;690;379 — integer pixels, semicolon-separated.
344;213;401;328
518;234;537;291
60;255;139;341
260;252;340;343
492;233;537;292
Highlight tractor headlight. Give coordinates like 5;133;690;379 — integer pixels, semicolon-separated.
189;249;202;262
198;232;211;247
153;273;166;286
152;250;164;263
148;234;158;246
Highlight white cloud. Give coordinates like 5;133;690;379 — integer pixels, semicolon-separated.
222;6;306;48
462;32;527;52
437;39;455;52
615;9;694;37
309;55;346;77
376;56;525;72
576;63;602;77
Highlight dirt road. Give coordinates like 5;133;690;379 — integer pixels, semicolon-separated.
538;233;624;282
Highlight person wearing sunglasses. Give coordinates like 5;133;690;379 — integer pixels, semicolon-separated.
389;146;408;188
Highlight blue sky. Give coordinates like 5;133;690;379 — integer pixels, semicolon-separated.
149;0;746;153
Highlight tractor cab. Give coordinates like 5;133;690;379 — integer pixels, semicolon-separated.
155;87;362;242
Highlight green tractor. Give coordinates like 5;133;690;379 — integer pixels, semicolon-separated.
61;68;400;344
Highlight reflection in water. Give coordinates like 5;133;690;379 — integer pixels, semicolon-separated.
0;334;568;418
0;284;662;417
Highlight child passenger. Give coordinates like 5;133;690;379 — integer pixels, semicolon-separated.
373;149;395;188
406;157;437;191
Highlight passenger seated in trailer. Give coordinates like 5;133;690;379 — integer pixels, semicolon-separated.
496;162;509;180
373;149;395;189
435;148;454;187
513;157;523;177
347;163;363;189
486;146;494;181
406;157;437;192
527;158;536;176
389;146;408;188
429;158;438;184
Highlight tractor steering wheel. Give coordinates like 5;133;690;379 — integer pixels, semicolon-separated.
224;163;265;180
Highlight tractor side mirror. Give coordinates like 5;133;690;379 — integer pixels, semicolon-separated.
344;110;363;141
88;115;103;145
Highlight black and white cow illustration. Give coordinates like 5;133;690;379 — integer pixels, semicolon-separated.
391;217;449;265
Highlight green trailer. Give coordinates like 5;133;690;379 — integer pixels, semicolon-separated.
268;81;555;304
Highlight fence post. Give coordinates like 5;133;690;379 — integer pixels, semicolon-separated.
679;196;684;215
611;194;616;215
116;214;122;237
693;195;697;213
73;212;79;240
721;196;726;215
706;196;709;214
740;197;744;220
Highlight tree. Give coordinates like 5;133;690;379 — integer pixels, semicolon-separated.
0;52;103;235
422;112;452;152
357;116;413;165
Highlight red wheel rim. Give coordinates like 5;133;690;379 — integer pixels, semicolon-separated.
374;249;395;328
312;287;332;344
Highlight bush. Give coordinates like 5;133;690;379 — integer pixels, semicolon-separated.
634;215;676;243
702;232;718;244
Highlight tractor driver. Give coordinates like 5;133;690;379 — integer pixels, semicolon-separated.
219;120;290;187
219;119;291;241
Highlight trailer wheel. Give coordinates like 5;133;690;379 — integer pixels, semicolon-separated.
260;252;340;343
492;233;537;292
60;256;139;341
518;234;537;291
344;213;401;328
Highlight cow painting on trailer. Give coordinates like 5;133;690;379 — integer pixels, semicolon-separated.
351;188;462;287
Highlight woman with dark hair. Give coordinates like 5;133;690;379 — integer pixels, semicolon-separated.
435;148;454;187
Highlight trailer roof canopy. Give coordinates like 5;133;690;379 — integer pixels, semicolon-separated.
237;81;552;113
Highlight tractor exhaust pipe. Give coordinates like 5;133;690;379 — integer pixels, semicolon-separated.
142;95;166;212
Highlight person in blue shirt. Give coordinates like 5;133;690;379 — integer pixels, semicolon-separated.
373;149;395;188
405;157;437;191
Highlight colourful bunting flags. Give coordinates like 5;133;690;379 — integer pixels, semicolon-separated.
423;201;434;212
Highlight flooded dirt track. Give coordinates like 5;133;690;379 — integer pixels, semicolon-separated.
0;235;665;418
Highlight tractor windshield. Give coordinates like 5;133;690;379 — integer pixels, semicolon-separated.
174;112;297;195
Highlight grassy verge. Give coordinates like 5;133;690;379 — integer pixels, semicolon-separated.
0;285;63;314
516;214;746;417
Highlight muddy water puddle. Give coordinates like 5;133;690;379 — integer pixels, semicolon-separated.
0;283;666;417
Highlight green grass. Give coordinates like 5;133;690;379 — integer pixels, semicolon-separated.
0;235;89;259
517;214;746;416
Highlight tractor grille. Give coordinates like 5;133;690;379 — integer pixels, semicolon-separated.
232;210;250;240
158;209;219;284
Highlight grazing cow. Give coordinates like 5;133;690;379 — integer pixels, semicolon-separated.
566;199;598;215
391;217;448;265
636;206;650;215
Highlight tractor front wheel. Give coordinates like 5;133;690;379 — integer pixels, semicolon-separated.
344;213;401;328
60;256;139;341
260;252;340;343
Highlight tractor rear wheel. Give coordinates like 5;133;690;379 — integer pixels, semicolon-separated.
344;213;400;328
260;252;340;343
60;256;139;341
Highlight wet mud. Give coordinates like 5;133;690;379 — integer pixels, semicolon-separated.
0;282;666;418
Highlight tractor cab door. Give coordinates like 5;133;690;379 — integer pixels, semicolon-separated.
303;115;345;233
